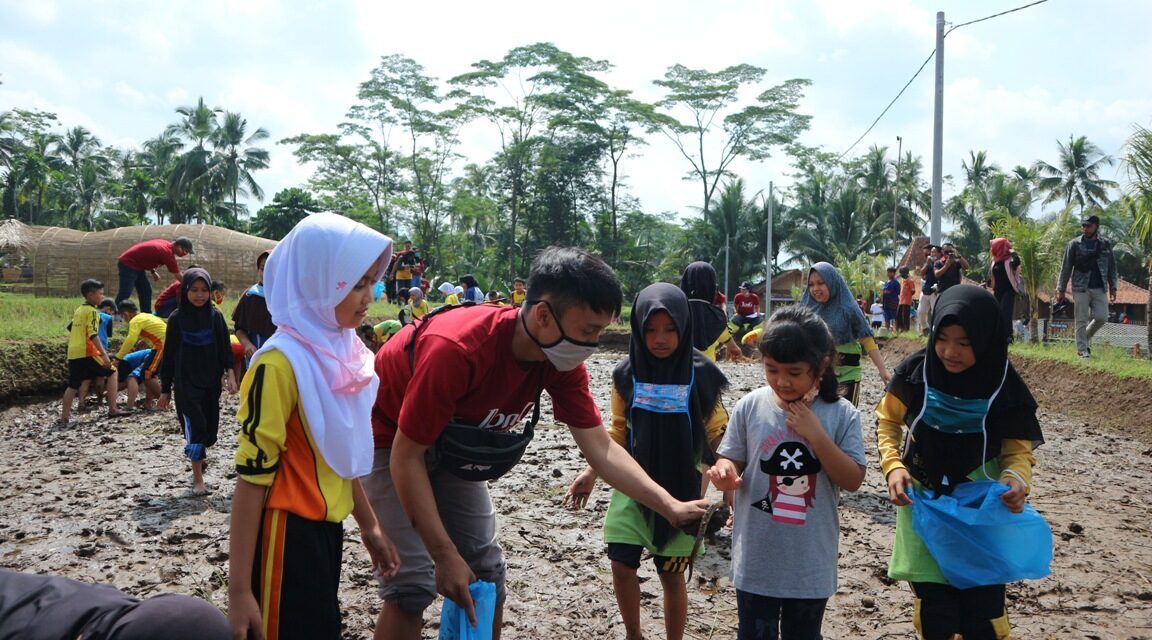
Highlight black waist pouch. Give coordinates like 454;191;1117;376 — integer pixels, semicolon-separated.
435;419;535;482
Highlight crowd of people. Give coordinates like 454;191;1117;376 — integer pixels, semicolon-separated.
19;214;1071;640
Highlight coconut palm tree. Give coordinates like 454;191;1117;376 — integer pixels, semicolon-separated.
166;98;221;223
1122;124;1152;352
204;111;270;228
1034;135;1120;214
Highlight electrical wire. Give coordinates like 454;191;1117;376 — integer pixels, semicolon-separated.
837;0;1051;160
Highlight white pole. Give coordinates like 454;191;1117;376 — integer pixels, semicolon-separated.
893;136;903;268
766;182;774;319
930;11;945;244
724;233;731;316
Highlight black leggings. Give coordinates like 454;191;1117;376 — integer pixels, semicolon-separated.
911;582;1009;640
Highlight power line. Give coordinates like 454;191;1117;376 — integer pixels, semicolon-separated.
837;0;1051;160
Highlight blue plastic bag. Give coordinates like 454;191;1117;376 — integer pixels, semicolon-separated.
439;580;496;640
911;480;1052;589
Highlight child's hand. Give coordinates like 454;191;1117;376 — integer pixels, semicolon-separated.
1000;476;1027;513
785;401;822;442
707;460;742;491
226;371;238;395
228;591;264;640
564;467;597;510
156;393;170;410
886;468;914;506
361;525;401;579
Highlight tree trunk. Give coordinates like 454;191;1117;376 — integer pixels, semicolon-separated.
1146;273;1151;358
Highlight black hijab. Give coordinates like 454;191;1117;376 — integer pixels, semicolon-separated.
170;267;228;389
678;261;728;351
888;285;1043;494
613;283;728;547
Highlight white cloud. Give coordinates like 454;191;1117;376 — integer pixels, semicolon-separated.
0;0;58;23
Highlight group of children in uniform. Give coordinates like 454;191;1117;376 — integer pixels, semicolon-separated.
55;214;1045;640
59;253;269;495
567;258;1043;640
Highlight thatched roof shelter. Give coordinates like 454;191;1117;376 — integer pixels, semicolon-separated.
12;221;277;297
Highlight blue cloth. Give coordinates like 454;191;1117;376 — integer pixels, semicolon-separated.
439;580;496;640
97;312;114;349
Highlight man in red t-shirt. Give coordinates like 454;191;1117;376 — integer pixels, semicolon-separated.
365;247;710;640
729;281;762;333
115;237;192;314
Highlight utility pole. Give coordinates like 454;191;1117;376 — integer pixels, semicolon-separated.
930;11;944;245
893;136;903;268
724;233;731;316
765;181;774;318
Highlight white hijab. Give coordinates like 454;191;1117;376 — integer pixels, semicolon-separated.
253;212;393;479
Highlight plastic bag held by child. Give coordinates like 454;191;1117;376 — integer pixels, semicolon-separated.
912;480;1052;589
439;580;497;640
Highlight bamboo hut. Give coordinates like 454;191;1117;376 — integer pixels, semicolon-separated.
6;221;277;297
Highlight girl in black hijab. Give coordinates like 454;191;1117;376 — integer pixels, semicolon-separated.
876;284;1044;639
566;282;728;640
159;267;237;495
679;261;747;361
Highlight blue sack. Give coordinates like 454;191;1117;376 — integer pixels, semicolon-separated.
911;480;1052;589
439;580;497;640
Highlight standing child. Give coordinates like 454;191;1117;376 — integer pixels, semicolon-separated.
709;305;866;640
58;280;127;425
876;284;1043;639
801;262;890;405
897;267;916;333
227;213;400;640
157;268;237;495
233;250;277;365
566;283;728;640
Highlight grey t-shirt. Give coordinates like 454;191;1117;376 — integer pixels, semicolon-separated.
718;387;866;599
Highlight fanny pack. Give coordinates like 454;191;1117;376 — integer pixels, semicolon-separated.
406;304;542;482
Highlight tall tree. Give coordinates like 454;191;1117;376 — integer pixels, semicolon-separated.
1034;135;1119;213
205;111;270;228
1122;124;1152;351
650;64;810;216
166;97;221;223
252;188;321;240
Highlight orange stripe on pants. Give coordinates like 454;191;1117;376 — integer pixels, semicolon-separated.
259;509;287;640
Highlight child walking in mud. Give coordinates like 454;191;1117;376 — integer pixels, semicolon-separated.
566;282;729;640
228;213;400;640
157;268;237;495
876;284;1044;639
709;305;866;640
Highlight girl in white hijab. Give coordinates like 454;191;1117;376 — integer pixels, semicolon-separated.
228;212;401;640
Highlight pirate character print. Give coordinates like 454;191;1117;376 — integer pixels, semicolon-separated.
752;441;822;524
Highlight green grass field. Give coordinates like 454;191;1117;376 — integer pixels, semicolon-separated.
14;290;1140;378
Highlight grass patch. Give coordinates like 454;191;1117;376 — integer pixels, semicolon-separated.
1009;339;1152;379
887;329;1152;380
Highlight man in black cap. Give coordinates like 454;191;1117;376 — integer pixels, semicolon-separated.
1057;213;1117;358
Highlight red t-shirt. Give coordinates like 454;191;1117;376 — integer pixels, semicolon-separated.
712;291;726;308
154;281;181;310
733;292;760;316
118;239;180;274
371;305;602;449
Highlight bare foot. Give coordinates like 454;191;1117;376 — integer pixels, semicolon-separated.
191;484;211;496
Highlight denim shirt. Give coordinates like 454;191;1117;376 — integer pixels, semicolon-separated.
1057;235;1117;293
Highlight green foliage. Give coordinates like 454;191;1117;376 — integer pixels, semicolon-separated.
990;212;1070;341
252;188;322;240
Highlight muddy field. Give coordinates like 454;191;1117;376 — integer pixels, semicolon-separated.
1;339;1151;639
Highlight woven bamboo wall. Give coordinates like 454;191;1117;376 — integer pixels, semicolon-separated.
21;224;277;298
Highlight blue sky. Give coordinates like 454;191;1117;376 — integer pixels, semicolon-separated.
3;0;1151;230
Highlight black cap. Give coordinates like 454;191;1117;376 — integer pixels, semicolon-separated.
1081;214;1100;226
759;442;821;476
740;281;752;289
174;237;194;253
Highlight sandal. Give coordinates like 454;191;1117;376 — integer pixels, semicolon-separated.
107;410;133;418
